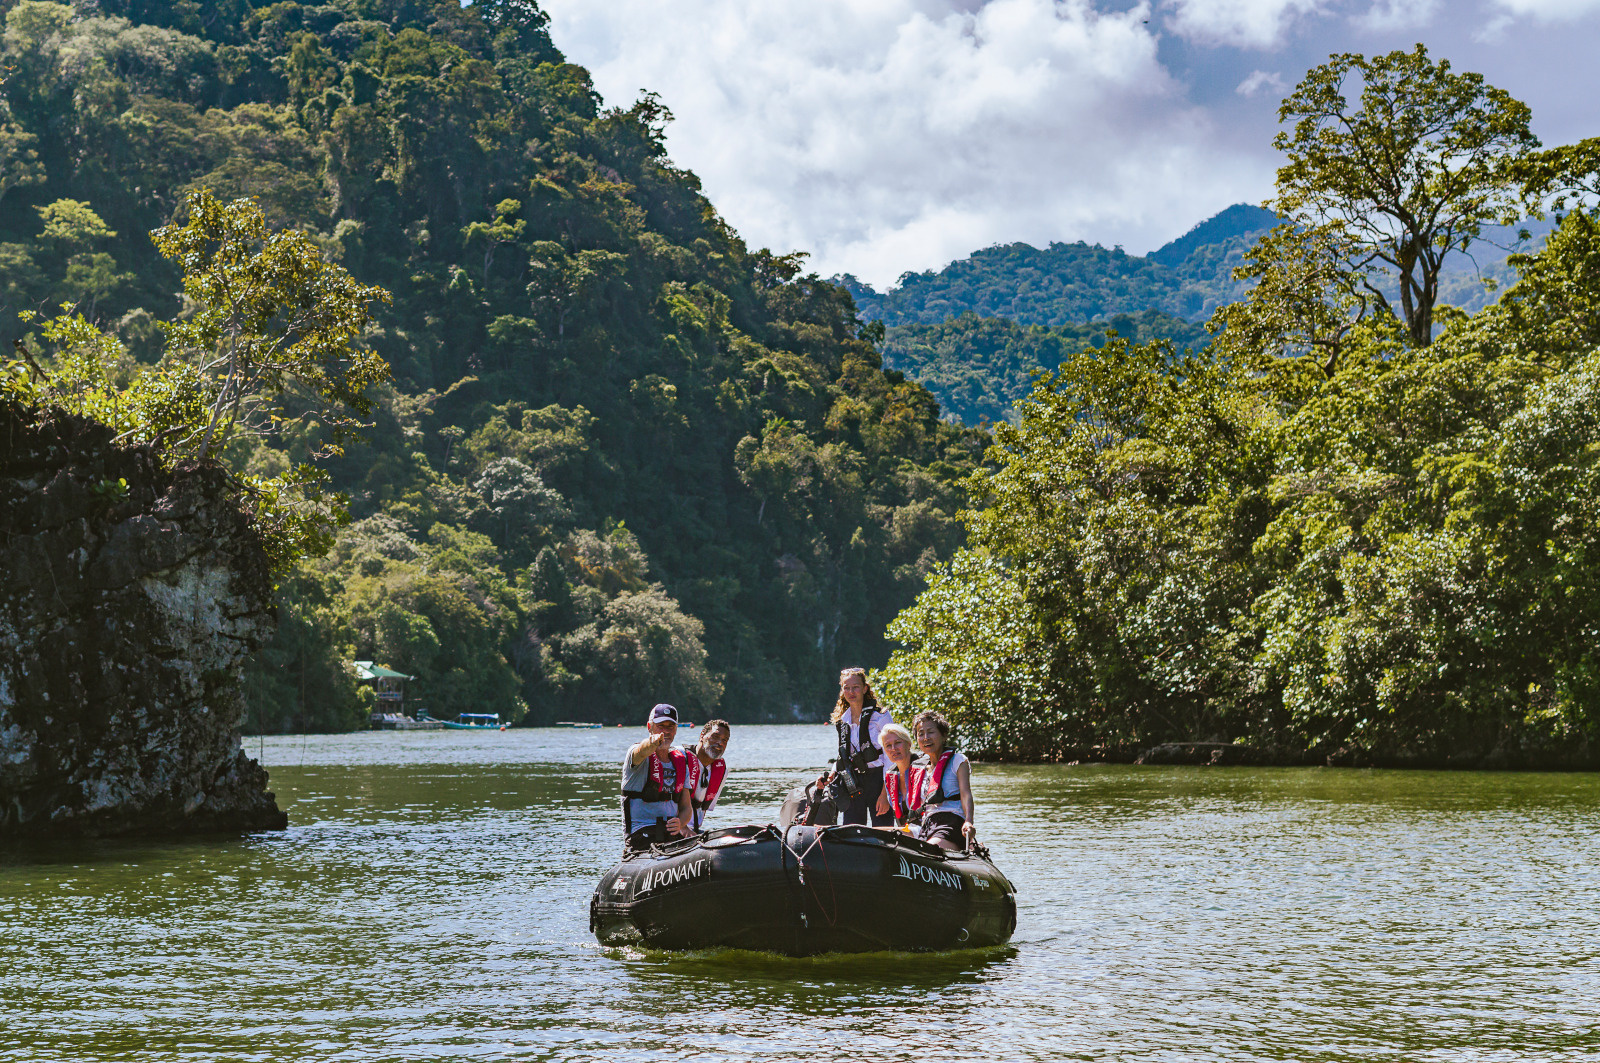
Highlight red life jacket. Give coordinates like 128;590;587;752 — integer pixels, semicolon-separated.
689;754;726;811
911;750;957;810
884;767;912;821
623;748;688;803
885;750;956;821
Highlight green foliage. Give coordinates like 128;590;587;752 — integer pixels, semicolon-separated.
296;514;723;724
878;550;1056;756
36;199;117;248
0;0;984;725
1271;45;1541;347
151;188;390;461
881;52;1596;764
1146;204;1281;269
1209;222;1386;380
842;205;1266;428
1520;135;1600;212
881;310;1209;426
882;208;1600;764
241;563;365;733
0;99;45;207
841;219;1271;330
8;189;391;575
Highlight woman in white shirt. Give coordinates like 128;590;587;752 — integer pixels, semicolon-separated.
831;667;895;826
910;710;976;850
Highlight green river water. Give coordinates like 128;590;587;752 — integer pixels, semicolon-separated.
3;725;1599;1061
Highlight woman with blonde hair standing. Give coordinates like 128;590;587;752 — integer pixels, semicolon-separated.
831;667;895;826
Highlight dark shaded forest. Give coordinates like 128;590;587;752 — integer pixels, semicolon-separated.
0;0;986;729
879;309;1208;427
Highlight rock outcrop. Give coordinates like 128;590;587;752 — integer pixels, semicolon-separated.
0;400;287;836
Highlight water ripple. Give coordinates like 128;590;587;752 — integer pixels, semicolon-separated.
4;728;1600;1061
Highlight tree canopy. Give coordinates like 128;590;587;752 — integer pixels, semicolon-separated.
0;0;984;729
841;209;1274;330
880;310;1208;426
1272;45;1540;347
879;52;1600;767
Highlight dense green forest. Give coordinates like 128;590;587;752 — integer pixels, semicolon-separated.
840;203;1278;329
880;309;1208;426
837;205;1271;425
852;201;1542;428
0;0;986;730
880;47;1600;767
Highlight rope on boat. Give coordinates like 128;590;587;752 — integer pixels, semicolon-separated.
780;825;840;928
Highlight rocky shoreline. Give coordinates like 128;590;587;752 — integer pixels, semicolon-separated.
0;400;286;837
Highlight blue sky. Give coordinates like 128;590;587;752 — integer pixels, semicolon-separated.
538;0;1600;287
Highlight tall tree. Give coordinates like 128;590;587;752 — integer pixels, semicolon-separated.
152;188;390;462
1272;45;1539;346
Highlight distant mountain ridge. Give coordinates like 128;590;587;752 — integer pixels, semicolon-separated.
836;204;1277;426
1147;204;1279;268
839;203;1280;329
844;203;1539;427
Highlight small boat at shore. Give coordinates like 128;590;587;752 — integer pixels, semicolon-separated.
441;713;507;730
590;824;1016;955
371;713;444;731
555;721;605;729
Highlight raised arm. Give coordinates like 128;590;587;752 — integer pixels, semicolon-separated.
629;730;667;766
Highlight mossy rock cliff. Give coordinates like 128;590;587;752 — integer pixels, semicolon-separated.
0;400;287;836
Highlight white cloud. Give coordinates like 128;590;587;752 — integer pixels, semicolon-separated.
1236;69;1287;96
542;0;1271;287
1476;0;1600;38
1485;0;1600;20
1352;0;1439;31
1162;0;1325;48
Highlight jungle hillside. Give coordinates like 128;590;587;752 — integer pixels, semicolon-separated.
850;202;1550;429
0;0;986;730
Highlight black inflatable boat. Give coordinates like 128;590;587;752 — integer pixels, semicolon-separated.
590;823;1017;954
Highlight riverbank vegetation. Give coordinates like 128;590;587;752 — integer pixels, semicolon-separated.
0;0;984;730
880;47;1600;767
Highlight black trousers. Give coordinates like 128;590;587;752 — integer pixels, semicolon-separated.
918;811;967;849
840;766;894;827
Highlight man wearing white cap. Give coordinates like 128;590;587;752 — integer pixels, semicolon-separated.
620;703;694;851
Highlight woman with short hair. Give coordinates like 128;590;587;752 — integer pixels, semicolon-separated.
878;722;918;830
909;710;976;850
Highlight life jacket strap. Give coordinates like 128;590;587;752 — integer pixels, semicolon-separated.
911;750;957;809
622;749;687;803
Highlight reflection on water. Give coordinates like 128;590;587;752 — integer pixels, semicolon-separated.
5;726;1600;1061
